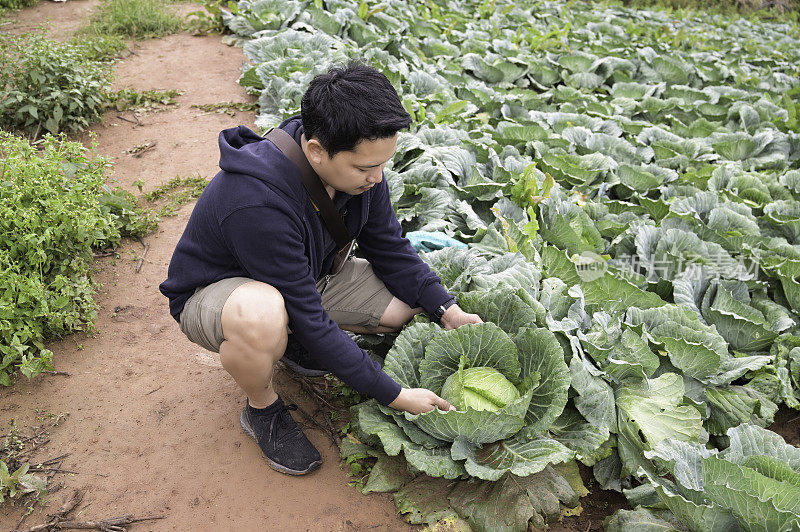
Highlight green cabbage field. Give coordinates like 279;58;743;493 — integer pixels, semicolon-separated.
222;0;800;530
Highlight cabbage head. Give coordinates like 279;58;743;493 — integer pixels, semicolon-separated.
441;362;523;412
351;289;574;481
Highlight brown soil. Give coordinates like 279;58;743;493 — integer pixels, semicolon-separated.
0;2;625;531
3;0;102;40
769;407;800;446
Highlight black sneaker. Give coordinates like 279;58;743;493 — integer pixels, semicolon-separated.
240;397;323;475
281;335;329;377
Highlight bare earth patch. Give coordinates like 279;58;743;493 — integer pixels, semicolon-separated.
3;0;102;40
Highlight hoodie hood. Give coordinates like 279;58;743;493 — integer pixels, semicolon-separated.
217;116;305;202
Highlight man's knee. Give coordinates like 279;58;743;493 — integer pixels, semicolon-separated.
221;282;288;350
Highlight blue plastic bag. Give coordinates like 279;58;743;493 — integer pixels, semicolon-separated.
406;231;468;253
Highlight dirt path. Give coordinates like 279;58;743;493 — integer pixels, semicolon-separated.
1;3;411;530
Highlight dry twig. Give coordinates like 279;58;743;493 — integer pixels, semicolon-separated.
280;391;339;446
280;372;342;446
123;141;156;157
37;454;70;466
30;123;42;144
42;514;166;531
43;370;71;377
14;489;166;532
115;113;140;126
284;371;337;411
32;468;77;475
15;488;83;532
134;238;149;273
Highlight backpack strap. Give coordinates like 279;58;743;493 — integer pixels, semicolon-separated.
265;128;353;251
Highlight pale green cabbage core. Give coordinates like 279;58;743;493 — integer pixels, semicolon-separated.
440;366;520;412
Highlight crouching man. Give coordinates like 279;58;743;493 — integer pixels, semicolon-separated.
159;62;482;476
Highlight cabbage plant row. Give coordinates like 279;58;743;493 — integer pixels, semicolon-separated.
222;0;800;530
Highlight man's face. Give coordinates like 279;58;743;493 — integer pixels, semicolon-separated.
304;134;398;195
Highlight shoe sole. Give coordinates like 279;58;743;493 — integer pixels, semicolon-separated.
239;410;322;476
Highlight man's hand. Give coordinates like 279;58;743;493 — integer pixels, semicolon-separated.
440;304;483;330
389;388;455;415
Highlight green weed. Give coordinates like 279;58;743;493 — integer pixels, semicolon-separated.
185;0;231;35
69;34;130;62
0;132;156;385
344;451;373;491
322;375;365;407
1;414;67;512
84;0;183;40
191;101;258;116
0;33;112;139
144;175;209;216
1;423;43;506
98;186;159;237
0;458;45;506
108;88;182;112
0;0;37;10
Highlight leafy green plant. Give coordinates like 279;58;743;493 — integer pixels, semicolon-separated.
0;132;156;385
99;186;159;237
0;460;45;504
191;101;258;116
1;414;67;515
0;0;37;10
68;34;129;62
323;375;365;407
144;175;209;217
343;449;374;490
619;0;798;14
617;425;800;531
0;418;49;506
350;290;580;530
84;0;183;40
108;88;182;112
0;33;111;139
224;0;800;529
185;0;231;35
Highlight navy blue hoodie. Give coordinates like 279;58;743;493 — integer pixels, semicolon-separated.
159;117;454;406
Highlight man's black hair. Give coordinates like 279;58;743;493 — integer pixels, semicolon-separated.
301;61;412;158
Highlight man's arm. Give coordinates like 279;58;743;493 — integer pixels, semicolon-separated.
356;178;455;316
220;200;401;406
357;178;482;328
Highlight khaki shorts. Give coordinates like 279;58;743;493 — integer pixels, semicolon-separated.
178;258;394;353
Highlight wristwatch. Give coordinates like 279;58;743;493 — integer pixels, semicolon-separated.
432;298;457;323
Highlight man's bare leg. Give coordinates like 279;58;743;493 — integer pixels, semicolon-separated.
218;281;288;408
219;287;415;399
340;297;422;335
217;280;322;475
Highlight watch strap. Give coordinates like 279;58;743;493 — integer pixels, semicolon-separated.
433;297;457;322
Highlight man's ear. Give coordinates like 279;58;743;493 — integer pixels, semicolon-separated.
305;138;328;165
